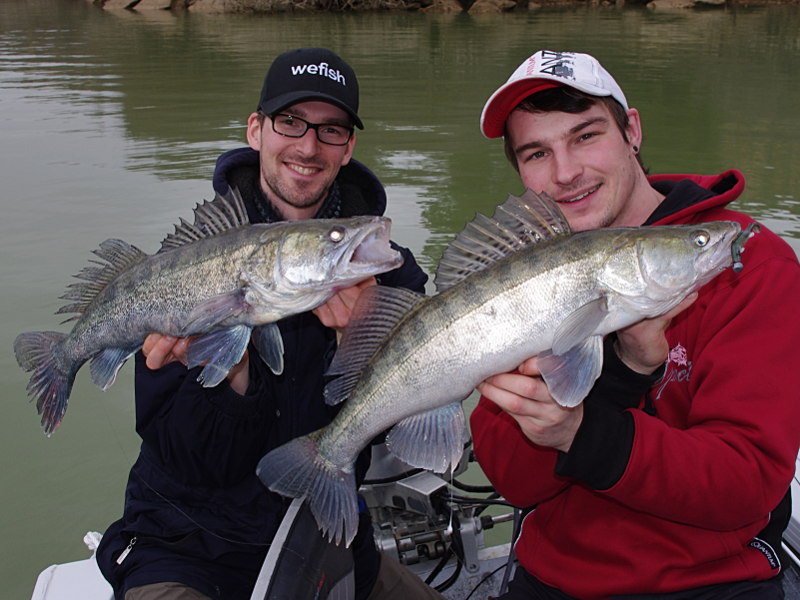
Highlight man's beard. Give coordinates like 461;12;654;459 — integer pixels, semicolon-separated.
261;168;330;216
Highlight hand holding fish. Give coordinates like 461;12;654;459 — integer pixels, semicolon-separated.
142;333;251;395
477;359;584;453
313;278;377;332
142;334;190;369
614;292;697;375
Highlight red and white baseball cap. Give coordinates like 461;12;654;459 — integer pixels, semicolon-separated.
480;50;628;139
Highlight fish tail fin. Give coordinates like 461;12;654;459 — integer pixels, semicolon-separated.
14;331;75;436
256;432;359;548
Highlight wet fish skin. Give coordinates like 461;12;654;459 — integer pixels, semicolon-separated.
257;190;752;547
14;190;403;435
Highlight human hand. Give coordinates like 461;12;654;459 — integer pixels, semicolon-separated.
477;357;584;453
141;332;250;394
313;277;377;332
615;292;698;375
142;334;190;370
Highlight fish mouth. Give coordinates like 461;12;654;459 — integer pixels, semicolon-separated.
339;217;404;277
695;221;754;284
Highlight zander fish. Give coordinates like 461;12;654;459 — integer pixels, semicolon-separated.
14;190;403;435
257;190;756;546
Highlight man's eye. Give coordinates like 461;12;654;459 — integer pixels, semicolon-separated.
276;115;301;127
522;150;546;163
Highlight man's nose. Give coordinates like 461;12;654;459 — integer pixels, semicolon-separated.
551;150;582;186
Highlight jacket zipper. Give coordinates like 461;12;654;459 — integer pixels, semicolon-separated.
116;536;137;565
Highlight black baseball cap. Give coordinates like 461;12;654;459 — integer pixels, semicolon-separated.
257;47;363;130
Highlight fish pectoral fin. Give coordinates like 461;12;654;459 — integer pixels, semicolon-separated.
551;297;608;356
386;402;469;474
251;323;284;376
539;336;604;407
183;291;249;333
89;345;140;391
187;324;252;388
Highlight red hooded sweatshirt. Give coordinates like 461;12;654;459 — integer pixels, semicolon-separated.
470;170;800;599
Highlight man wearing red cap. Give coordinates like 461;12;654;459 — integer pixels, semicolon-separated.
96;48;444;600
471;49;800;599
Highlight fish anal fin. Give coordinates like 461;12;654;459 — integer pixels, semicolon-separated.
89;345;140;390
386;402;469;474
539;337;604;407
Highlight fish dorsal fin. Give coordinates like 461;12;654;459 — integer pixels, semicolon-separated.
324;285;425;406
434;189;571;292
56;239;148;323
158;188;250;252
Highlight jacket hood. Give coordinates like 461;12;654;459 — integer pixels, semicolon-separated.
647;169;745;225
211;146;388;218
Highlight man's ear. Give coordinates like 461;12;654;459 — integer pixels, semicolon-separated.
246;112;263;151
625;108;643;150
340;132;356;167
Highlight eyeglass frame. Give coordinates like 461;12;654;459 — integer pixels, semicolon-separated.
265;112;355;146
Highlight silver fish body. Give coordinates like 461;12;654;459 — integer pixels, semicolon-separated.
14;191;403;435
257;190;752;546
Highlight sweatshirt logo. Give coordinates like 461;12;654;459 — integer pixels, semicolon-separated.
750;537;781;570
653;343;692;400
290;62;346;86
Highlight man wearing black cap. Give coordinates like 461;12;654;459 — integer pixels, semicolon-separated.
470;50;800;599
96;47;443;600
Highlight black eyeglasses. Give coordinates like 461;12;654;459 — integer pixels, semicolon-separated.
269;113;354;146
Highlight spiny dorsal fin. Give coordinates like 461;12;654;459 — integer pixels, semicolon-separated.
434;189;571;292
56;239;148;323
324;285;425;406
158;188;250;252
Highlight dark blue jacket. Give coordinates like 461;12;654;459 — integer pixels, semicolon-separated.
97;148;428;599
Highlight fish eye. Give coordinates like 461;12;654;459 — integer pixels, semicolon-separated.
693;231;711;247
328;226;346;243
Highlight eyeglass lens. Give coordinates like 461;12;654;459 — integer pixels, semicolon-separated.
271;114;352;146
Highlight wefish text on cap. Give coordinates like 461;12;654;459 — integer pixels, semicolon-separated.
480;50;628;139
258;47;363;130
